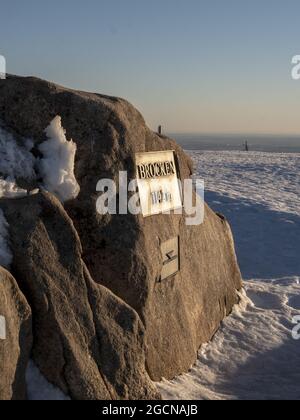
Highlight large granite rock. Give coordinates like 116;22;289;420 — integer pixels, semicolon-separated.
0;267;32;400
0;192;158;400
0;75;243;381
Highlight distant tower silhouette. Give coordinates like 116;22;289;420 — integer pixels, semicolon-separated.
245;141;249;152
158;125;162;135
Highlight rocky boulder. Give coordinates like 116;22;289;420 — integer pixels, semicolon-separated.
0;192;158;400
0;75;243;381
0;267;32;400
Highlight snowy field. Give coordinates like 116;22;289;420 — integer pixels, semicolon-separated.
1;131;300;400
158;151;300;400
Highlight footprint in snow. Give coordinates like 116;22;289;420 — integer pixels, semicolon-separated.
246;290;283;310
287;295;300;311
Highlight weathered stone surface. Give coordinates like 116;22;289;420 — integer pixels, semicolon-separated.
0;192;159;400
0;75;243;381
84;267;157;400
0;267;32;400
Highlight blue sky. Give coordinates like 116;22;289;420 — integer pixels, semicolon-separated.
1;0;300;134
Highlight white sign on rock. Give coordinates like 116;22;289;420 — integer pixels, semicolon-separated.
136;151;182;217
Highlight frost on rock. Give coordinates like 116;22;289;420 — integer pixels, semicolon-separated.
0;178;28;199
0;126;36;181
0;126;35;199
38;116;80;203
0;209;12;268
26;360;70;401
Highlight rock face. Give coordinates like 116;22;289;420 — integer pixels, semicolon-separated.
0;267;32;400
0;75;243;381
0;192;158;400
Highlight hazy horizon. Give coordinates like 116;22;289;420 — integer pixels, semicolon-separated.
169;131;300;137
171;132;300;152
1;0;300;134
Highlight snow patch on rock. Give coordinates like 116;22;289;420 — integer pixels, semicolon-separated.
0;126;36;181
0;126;35;199
0;178;28;199
38;116;80;202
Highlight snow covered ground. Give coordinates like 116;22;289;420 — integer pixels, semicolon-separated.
26;360;70;401
158;151;300;400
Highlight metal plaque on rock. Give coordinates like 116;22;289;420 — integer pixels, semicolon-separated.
135;151;182;217
160;237;180;281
